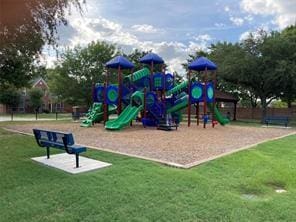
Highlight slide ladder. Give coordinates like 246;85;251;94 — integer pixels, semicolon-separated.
81;103;117;127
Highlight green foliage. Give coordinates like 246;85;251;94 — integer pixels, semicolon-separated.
49;41;117;106
0;0;82;89
271;100;288;108
1;127;296;221
28;88;44;110
0;87;21;108
277;25;296;107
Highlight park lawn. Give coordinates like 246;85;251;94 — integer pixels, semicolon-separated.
1;127;296;222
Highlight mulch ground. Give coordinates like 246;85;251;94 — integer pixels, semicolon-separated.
6;122;295;168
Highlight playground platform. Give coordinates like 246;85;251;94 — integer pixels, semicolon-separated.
6;123;295;168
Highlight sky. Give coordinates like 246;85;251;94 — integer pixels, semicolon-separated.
43;0;296;75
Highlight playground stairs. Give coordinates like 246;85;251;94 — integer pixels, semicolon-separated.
157;114;178;131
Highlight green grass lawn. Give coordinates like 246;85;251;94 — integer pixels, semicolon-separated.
1;127;296;222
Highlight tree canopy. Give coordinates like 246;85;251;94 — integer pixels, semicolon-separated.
0;0;82;89
186;25;296;119
49;41;117;106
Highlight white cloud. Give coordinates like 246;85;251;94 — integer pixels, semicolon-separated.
224;6;230;12
193;34;212;42
241;0;296;29
239;30;251;41
42;15;210;75
230;16;244;26
239;26;270;41
131;24;158;33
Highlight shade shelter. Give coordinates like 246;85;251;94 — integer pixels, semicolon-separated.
188;56;217;128
105;56;134;121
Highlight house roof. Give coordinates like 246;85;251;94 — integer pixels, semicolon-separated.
31;77;49;88
215;90;239;103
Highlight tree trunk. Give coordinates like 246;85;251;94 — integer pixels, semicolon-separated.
287;99;292;108
261;97;267;123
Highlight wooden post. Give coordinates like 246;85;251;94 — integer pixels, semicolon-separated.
187;70;192;127
91;82;95;103
150;61;154;91
203;67;207;129
212;71;216;128
143;87;147;118
103;82;107;125
118;66;122;115
196;102;199;125
233;101;237;121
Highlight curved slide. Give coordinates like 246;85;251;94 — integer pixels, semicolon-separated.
207;103;230;125
81;103;117;127
166;95;188;114
166;95;230;126
105;105;143;130
105;91;144;130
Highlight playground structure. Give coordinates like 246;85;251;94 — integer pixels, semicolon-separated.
81;53;229;130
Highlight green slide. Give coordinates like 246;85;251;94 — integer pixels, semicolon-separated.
105;104;143;130
105;91;144;130
123;67;150;84
165;80;188;96
207;103;230;125
81;103;117;127
166;95;188;114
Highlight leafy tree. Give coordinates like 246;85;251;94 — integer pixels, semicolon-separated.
209;32;289;121
277;25;296;107
0;0;82;89
0;87;21;109
49;41;117;106
28;88;44;112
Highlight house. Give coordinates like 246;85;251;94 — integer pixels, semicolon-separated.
0;77;67;113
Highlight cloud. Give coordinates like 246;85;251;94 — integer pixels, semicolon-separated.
44;15;210;75
240;0;296;29
230;16;244;26
193;34;212;42
131;24;158;33
224;6;230;12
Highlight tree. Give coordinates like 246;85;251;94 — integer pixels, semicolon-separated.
0;0;82;89
278;25;296;107
28;88;44;112
0;87;21;110
49;41;117;106
208;32;289;121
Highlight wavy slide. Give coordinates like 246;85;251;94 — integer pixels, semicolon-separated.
105;91;144;130
105;104;143;130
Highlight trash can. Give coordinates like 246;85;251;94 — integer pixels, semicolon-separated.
72;106;80;121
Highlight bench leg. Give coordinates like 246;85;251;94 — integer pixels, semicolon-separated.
46;147;50;159
75;153;79;168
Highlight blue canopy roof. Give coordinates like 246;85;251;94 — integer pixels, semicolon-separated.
105;56;134;69
188;56;217;71
139;53;164;64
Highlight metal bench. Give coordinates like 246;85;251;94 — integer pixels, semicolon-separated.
33;129;86;168
264;116;289;127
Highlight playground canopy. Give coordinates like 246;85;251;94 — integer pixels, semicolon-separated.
140;52;164;64
106;56;134;69
188;56;217;71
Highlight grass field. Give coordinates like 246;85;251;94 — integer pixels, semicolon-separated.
1;126;296;222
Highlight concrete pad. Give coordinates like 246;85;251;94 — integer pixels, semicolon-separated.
32;153;111;174
261;125;292;129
